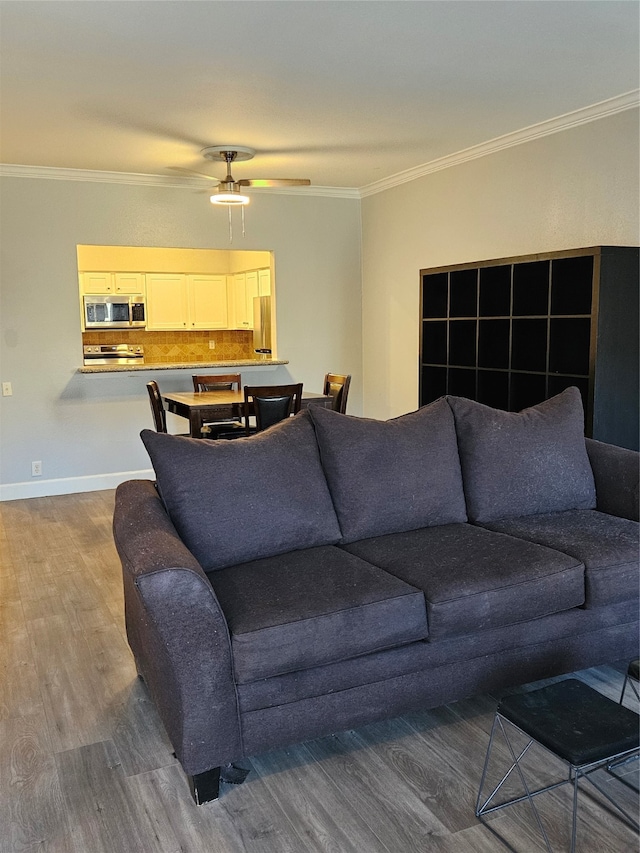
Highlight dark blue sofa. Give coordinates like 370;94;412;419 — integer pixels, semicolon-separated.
113;388;639;803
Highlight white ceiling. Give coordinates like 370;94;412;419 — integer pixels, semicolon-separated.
0;1;638;191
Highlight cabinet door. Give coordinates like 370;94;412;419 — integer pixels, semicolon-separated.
146;274;188;330
114;272;145;294
229;273;250;329
245;271;259;327
258;268;271;296
188;275;228;329
81;272;113;293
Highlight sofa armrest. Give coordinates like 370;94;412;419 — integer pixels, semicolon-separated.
585;438;639;522
113;479;242;774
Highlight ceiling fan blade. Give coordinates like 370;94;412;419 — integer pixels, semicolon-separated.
169;166;220;182
237;178;311;188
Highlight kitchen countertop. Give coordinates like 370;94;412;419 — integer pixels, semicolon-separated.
78;358;289;374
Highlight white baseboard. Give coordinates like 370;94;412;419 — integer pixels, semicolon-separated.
0;469;154;501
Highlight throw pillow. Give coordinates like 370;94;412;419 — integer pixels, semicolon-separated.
308;399;467;543
447;387;596;522
141;410;342;571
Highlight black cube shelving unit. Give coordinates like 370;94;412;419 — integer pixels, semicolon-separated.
419;246;639;450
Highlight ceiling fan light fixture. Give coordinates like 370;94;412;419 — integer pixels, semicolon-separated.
210;191;250;206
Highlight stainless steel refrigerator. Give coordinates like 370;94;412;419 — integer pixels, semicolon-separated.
252;296;272;357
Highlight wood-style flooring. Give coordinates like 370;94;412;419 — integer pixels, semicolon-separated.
1;490;637;853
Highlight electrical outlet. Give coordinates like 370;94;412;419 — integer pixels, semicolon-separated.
31;461;42;477
2;382;12;396
209;340;216;349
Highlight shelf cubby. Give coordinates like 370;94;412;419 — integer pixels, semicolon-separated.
449;269;478;317
478;319;510;369
449;320;477;367
419;246;639;449
512;260;550;316
422;272;448;319
479;265;511;316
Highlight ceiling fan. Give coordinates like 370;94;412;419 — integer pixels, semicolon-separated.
173;146;311;206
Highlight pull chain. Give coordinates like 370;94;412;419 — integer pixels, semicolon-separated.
225;205;247;243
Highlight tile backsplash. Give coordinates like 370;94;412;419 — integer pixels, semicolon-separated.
82;330;254;363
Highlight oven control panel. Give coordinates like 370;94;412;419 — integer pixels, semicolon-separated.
83;344;144;365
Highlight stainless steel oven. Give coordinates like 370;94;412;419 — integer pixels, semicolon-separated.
83;295;146;329
83;344;145;365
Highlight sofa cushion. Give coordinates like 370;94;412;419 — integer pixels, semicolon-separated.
207;545;428;682
479;510;640;608
447;387;596;522
308;399;467;544
343;523;585;640
140;411;342;571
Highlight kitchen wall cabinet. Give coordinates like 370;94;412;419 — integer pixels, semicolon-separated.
80;272;145;294
80;266;265;331
146;273;228;330
419;246;639;450
228;274;246;329
187;275;228;329
245;272;260;324
229;272;258;329
146;274;188;330
113;272;145;294
80;272;113;293
258;267;271;296
228;268;271;328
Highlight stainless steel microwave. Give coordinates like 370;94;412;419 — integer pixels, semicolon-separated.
83;295;146;329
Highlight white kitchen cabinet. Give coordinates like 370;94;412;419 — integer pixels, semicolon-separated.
188;275;228;329
146;273;229;330
229;273;250;329
80;272;113;293
233;273;250;329
80;271;145;294
258;268;271;296
245;271;259;325
146;274;189;330
113;273;145;294
245;271;258;294
229;270;264;329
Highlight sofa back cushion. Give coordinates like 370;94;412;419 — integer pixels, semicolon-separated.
141;410;342;571
308;399;467;543
447;387;596;523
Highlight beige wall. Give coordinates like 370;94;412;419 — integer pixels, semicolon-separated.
0;180;361;497
1;109;637;497
361;109;640;420
77;245;271;274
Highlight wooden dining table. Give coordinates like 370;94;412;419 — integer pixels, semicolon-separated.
162;388;334;438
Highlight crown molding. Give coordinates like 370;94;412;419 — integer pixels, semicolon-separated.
1;91;636;199
0;162;360;198
360;90;640;197
0;164;189;186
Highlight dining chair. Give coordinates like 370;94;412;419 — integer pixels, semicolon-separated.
192;373;245;439
323;373;351;413
243;383;303;434
192;373;242;392
146;380;189;436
